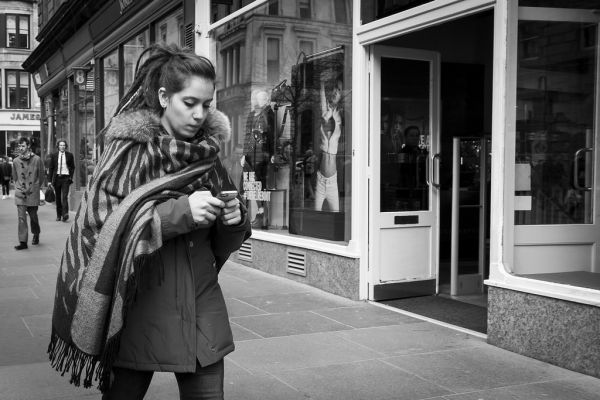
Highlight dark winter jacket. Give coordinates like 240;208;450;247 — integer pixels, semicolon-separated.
48;150;75;185
114;195;250;371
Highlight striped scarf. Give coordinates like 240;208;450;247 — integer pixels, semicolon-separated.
48;109;233;391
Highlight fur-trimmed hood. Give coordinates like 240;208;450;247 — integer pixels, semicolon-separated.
104;108;231;144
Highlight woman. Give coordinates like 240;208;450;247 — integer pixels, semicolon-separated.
315;78;342;211
48;43;251;399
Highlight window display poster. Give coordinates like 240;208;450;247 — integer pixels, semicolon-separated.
288;46;347;241
293;46;345;213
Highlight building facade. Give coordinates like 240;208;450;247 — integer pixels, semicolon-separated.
25;0;600;379
1;0;40;159
23;0;195;209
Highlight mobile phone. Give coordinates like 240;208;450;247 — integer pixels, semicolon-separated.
217;190;238;202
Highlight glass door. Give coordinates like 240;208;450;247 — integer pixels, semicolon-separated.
370;46;440;300
513;5;600;275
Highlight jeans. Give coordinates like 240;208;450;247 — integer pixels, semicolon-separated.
1;179;9;195
54;176;71;218
17;205;40;243
102;359;224;400
314;171;339;212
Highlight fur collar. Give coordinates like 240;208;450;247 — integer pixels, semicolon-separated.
105;108;231;144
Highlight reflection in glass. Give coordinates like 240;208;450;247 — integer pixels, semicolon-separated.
74;71;95;189
155;9;184;47
123;31;149;93
515;20;596;225
211;1;353;242
103;50;119;127
380;58;430;212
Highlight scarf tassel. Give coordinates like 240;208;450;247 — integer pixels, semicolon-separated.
48;328;122;392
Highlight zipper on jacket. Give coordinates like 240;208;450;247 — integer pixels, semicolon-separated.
184;233;197;364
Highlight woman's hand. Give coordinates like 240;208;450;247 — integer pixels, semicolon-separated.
220;198;242;226
188;191;223;226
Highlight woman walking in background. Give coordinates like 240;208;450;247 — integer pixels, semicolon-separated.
49;43;251;399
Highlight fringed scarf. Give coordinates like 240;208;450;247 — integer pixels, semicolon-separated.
49;108;233;392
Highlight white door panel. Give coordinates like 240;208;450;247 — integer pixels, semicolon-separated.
369;46;441;300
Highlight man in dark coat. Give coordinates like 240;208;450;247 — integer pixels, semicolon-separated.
0;156;11;199
47;139;75;222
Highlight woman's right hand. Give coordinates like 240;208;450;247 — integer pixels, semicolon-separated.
188;191;224;226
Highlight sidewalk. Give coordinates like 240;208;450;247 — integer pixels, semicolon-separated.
0;197;599;400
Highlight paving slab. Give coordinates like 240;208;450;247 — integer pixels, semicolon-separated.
235;291;356;313
273;359;452;400
443;376;600;400
229;332;382;374
224;297;269;318
335;323;485;356
313;304;422;328
231;310;353;338
385;345;585;394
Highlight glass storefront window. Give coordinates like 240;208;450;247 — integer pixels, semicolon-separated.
124;30;150;94
155;9;184;47
103;50;120;126
514;6;597;225
360;0;433;25
55;84;69;143
74;70;96;189
211;1;353;242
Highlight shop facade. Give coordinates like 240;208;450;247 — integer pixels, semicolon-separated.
204;0;600;379
1;0;40;159
23;0;195;208
25;0;599;378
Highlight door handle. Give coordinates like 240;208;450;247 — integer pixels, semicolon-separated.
431;153;441;189
573;147;592;191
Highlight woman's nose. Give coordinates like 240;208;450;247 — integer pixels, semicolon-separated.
195;106;208;120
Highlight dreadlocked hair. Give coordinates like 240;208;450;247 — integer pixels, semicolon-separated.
113;43;217;117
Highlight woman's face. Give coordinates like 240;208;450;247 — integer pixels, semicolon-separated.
159;75;214;141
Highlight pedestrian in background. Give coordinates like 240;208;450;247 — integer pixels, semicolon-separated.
0;156;11;199
47;139;75;221
49;43;251;399
12;137;44;250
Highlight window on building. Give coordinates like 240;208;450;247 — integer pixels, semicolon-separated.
6;14;30;48
155;9;185;47
103;50;120;127
266;38;280;84
334;0;349;24
6;70;30;109
74;69;96;190
221;45;242;87
123;30;150;93
299;40;314;57
211;4;354;243
514;18;597;226
268;0;278;15
299;0;312;19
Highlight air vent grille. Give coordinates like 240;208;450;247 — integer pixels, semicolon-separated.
287;250;306;276
238;241;252;261
184;23;194;49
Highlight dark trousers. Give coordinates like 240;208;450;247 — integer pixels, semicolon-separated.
102;359;224;400
1;179;9;195
54;176;71;218
17;205;40;243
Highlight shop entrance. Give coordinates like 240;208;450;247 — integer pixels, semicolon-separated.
370;46;441;301
368;10;494;333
